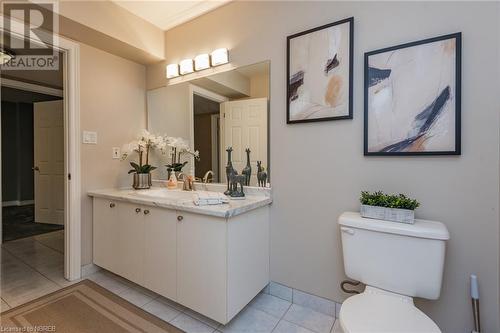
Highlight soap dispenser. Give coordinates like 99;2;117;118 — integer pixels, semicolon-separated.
167;172;178;189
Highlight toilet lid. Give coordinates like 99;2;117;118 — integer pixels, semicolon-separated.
339;287;441;333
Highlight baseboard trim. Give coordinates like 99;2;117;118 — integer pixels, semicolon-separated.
2;200;34;207
262;281;343;318
81;263;101;278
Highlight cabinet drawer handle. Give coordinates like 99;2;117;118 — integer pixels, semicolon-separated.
135;208;141;213
143;210;150;215
177;215;183;222
109;203;115;208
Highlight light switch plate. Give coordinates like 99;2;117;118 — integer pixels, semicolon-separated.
112;147;121;159
82;131;97;144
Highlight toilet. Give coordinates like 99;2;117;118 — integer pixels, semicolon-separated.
338;212;450;333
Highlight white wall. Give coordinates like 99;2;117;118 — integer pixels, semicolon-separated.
80;43;147;265
149;2;500;332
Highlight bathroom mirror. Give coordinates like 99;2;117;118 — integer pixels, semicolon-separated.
147;61;270;186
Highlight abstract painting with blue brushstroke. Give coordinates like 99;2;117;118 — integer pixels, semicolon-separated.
366;37;457;153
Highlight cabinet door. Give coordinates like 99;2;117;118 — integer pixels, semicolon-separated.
116;202;145;285
93;198;119;272
144;206;177;300
177;212;227;323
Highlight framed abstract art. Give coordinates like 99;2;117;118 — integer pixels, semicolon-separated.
364;32;461;155
287;17;353;124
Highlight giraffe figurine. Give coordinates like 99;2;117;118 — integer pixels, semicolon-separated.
229;171;246;198
257;161;267;187
242;148;252;186
224;147;236;195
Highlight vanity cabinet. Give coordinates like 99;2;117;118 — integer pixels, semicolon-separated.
92;196;270;324
93;200;146;285
143;206;177;301
93;199;175;293
176;212;227;322
93;199;120;274
116;202;145;285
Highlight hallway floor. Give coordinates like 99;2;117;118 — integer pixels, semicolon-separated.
1;230;68;309
2;205;64;242
1;230;340;333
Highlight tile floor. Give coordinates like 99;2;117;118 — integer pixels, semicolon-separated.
1;230;342;333
0;230;76;311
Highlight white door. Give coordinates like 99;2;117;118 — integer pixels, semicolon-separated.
34;100;64;225
221;98;268;186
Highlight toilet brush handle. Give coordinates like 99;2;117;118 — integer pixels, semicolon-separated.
472;299;480;333
470;275;480;332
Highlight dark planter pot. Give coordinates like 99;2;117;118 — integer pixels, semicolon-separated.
132;173;151;190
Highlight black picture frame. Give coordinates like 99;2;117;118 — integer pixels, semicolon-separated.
364;32;462;156
286;17;354;124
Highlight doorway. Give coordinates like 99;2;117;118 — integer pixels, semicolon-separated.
1;15;82;283
193;94;221;182
0;82;69;307
1;87;64;242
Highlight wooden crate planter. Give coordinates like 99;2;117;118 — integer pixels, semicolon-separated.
360;204;415;224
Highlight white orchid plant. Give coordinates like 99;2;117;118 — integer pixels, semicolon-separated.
121;130;199;175
121;130;165;174
165;137;200;174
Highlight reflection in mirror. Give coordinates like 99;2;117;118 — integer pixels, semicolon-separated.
147;61;270;186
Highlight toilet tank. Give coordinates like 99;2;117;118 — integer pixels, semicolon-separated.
338;212;449;300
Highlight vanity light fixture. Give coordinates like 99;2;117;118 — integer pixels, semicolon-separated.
166;63;179;78
166;48;230;78
194;54;210;71
210;48;229;66
179;59;194;75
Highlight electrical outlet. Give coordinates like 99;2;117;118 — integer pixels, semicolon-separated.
112;147;121;159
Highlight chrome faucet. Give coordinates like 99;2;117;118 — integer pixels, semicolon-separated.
203;170;214;183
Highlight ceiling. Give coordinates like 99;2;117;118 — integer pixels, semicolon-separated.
111;0;230;31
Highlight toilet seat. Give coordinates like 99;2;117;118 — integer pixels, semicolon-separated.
339;286;441;333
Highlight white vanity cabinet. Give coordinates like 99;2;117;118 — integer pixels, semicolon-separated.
143;206;177;301
176;212;227;322
93;200;146;285
116;202;145;285
93;199;120;274
92;196;270;324
93;199;176;293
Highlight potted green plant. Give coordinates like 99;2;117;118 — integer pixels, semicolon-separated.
122;130;164;189
360;191;420;224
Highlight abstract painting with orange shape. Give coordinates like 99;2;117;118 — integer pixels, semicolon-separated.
365;33;461;155
287;17;353;123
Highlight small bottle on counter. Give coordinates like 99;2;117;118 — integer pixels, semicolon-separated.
167;172;178;189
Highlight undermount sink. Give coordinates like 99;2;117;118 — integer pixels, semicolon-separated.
131;188;194;201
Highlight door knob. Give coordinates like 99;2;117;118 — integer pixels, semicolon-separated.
32;166;40;172
135;208;141;213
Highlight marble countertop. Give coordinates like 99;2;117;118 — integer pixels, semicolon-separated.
88;187;272;219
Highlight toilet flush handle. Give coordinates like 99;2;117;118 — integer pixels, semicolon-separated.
341;227;355;235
